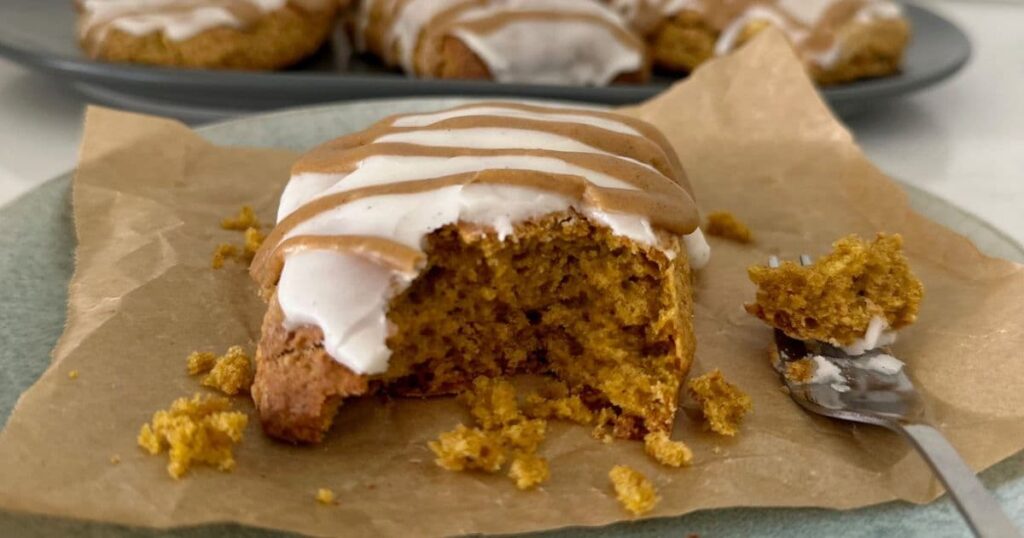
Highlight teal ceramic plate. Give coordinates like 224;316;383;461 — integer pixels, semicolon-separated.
0;3;970;120
0;98;1020;538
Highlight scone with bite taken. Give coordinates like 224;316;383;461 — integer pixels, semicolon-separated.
248;101;710;443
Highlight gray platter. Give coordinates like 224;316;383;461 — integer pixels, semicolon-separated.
0;2;970;120
0;98;1021;537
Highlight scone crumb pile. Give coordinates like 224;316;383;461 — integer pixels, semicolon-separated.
745;233;923;345
211;244;240;269
187;346;253;396
315;488;337;505
220;205;260;231
609;465;660;516
687;370;752;437
429;377;550;490
705;211;753;243
643;431;693;467
137;393;248;479
212;206;264;269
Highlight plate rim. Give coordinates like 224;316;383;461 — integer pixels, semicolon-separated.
0;3;971;106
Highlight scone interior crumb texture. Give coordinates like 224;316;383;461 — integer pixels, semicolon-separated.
137;393;248;479
745;233;924;345
705;211;753;243
254;213;696;444
609;465;660;516
687;370;753;437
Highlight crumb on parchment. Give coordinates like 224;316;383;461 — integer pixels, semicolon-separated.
211;243;240;269
201;346;253;396
186;351;217;375
609;465;660;516
244;227;264;258
688;370;753;437
457;376;521;430
315;488;337;505
110;454;121;464
705;211;753;243
221;205;260;231
429;424;507;473
137;393;248;479
68;370;79;380
643;431;693;468
508;454;550;490
431;377;552;489
523;393;594;425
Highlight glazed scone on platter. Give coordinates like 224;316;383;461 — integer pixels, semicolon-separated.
76;0;339;70
606;0;910;84
355;0;651;85
248;102;710;444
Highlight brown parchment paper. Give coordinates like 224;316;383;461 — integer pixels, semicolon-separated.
0;30;1023;537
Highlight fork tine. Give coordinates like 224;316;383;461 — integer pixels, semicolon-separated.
799;254;813;267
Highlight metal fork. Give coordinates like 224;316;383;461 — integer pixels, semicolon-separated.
769;255;1019;538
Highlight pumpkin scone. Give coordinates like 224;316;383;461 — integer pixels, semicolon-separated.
248;101;711;444
77;0;339;70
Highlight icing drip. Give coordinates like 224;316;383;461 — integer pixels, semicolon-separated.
358;0;645;85
253;102;705;375
78;0;333;52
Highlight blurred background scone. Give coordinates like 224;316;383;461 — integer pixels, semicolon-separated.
77;0;340;70
607;0;910;84
356;0;651;85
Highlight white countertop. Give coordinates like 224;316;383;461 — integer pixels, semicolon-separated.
0;0;1021;246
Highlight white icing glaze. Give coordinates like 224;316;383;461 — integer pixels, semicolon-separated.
391;0;470;72
80;0;291;43
448;0;642;85
390;104;642;136
852;353;904;375
270;104;706;375
373;127;609;155
839;315;897;355
808;355;849;392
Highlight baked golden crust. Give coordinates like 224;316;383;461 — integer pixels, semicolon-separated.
253;212;695;444
80;4;338;70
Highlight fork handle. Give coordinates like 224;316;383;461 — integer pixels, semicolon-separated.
891;422;1020;537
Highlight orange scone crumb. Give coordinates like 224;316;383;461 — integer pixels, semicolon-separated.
243;227;265;259
784;358;815;383
523;393;594;425
458;376;521;429
745;233;923;345
609;465;660;516
499;418;547;454
705;211;753;243
110;454;121;464
508;454;550;490
315;488;336;505
201;346;253;396
688;370;752;437
68;370;79;380
429;424;507;472
643;431;693;467
221;205;260;231
186;351;217;375
211;243;240;269
137;393;248;479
